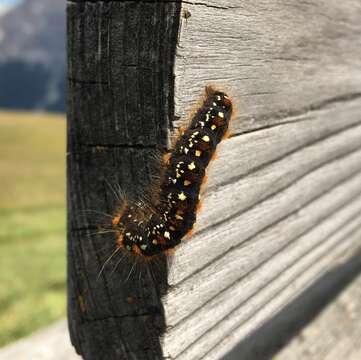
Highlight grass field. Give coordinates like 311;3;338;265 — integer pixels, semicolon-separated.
0;111;66;347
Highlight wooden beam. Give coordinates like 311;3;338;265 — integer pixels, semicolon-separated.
174;0;361;134
67;0;361;359
163;0;361;358
276;271;361;360
67;1;181;359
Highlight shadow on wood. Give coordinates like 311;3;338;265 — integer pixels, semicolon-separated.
225;248;361;360
67;1;181;359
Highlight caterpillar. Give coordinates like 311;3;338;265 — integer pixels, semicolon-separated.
111;87;233;259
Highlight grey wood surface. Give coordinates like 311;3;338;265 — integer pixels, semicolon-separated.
276;268;361;360
66;0;361;359
163;0;361;359
174;0;361;134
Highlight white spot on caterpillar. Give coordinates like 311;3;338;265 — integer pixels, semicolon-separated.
178;192;187;201
188;162;196;170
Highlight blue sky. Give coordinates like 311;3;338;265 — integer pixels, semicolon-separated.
0;0;22;5
0;0;22;15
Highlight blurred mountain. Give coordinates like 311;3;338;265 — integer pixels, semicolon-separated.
0;3;12;16
0;0;66;111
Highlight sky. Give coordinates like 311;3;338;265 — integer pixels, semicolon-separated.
0;0;22;15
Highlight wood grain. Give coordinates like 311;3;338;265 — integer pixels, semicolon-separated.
164;0;361;358
67;0;361;359
275;264;361;360
169;130;361;284
174;0;361;134
203;233;361;360
67;1;181;359
163;169;361;358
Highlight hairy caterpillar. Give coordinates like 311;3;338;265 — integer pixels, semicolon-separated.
111;87;233;259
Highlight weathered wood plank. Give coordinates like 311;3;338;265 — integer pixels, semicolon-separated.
67;0;361;359
275;265;361;360
166;162;361;321
202;234;361;360
67;1;181;359
207;98;361;190
161;0;361;358
169;130;361;284
162;169;361;358
174;0;361;133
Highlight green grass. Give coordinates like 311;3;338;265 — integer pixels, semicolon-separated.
0;111;66;347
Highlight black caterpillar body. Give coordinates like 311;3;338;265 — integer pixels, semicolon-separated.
112;87;233;258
